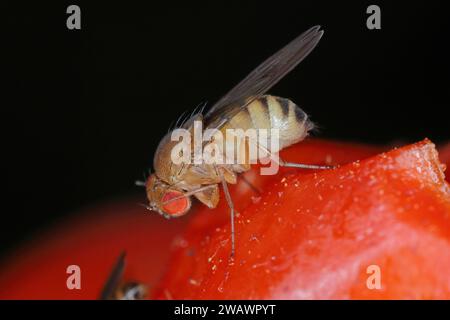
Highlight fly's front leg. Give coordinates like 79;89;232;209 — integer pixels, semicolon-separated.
215;165;236;259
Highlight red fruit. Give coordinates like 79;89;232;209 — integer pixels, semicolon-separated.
1;139;448;299
0;201;189;299
152;139;450;299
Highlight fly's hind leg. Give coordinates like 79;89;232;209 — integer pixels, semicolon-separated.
258;143;335;171
278;159;334;170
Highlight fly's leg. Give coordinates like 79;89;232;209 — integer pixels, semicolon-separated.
278;159;334;170
216;166;236;259
257;143;335;170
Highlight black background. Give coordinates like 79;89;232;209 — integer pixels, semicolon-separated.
0;300;444;318
2;1;449;260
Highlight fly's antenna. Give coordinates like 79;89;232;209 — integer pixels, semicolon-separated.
138;203;153;211
135;180;146;187
135;170;150;187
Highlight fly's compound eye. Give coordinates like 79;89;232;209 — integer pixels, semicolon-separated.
161;190;191;217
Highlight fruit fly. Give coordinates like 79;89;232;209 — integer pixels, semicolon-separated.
100;252;147;300
143;26;332;257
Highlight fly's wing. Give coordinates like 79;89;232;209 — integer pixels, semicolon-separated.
99;251;126;300
204;25;324;129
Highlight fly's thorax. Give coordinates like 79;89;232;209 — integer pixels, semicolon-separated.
153;132;188;184
155;113;205;183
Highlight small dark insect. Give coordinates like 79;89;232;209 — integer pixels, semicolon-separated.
143;26;332;257
100;252;147;300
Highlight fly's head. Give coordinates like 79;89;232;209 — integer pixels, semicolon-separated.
145;174;192;218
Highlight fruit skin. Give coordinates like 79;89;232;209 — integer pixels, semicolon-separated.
152;139;450;299
0;200;189;299
0;139;449;299
439;143;450;181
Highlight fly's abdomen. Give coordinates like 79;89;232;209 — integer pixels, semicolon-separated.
225;95;314;150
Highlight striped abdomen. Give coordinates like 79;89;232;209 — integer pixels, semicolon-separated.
221;95;314;150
